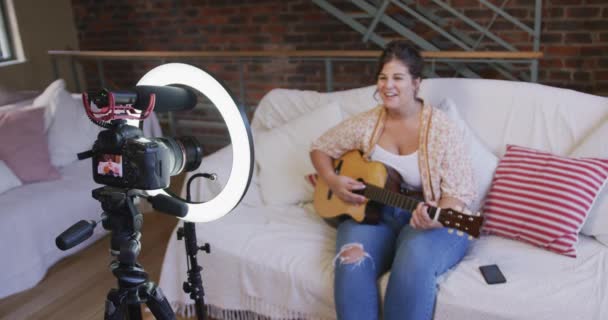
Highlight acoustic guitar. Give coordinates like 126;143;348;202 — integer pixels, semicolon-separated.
313;150;483;238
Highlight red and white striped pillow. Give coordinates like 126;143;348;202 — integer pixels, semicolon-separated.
482;145;608;257
305;173;318;187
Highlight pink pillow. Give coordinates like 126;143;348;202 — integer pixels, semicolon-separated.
0;107;60;183
482;145;608;257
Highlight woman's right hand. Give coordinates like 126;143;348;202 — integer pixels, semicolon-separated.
326;175;367;205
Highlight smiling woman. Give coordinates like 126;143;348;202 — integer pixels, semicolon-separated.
310;40;476;320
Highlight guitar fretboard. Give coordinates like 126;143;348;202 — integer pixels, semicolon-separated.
362;183;437;219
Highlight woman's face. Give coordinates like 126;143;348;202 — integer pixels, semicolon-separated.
377;59;420;110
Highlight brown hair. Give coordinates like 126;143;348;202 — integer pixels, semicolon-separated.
375;40;424;80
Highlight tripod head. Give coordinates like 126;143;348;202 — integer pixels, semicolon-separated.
93;187;147;264
56;187;187;252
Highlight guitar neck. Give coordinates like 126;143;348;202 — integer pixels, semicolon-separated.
362;183;437;219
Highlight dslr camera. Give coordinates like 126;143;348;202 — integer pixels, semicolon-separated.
80;85;202;190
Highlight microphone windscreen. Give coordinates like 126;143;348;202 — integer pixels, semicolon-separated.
134;85;197;112
149;194;188;217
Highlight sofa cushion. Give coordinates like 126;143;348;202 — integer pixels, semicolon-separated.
435;98;498;213
33;78;65;107
0;160;22;194
320;85;377;118
32;78;66;131
255;79;608;162
255;102;343;206
252;86;377;132
418;78;608;157
252;88;323;131
0;160;106;299
570;119;608;245
0;107;61;183
482;145;608;257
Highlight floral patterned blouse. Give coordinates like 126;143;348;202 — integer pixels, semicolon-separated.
310;103;476;207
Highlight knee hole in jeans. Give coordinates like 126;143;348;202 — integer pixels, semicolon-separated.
335;243;369;265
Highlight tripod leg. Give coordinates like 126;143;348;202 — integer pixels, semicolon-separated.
126;304;143;320
105;289;125;320
194;299;206;320
106;288;144;320
142;282;176;320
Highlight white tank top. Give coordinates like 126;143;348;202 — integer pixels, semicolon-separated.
370;145;422;190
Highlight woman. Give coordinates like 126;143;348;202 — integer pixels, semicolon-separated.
310;40;475;320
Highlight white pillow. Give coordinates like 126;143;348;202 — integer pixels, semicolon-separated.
45;83;102;167
29;79;68;132
0;160;22;194
436;98;499;213
33;78;65;107
570;119;608;245
184;144;263;207
255;102;343;205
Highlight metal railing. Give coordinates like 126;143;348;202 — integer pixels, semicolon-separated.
313;0;543;81
49;49;542;93
48;49;542;146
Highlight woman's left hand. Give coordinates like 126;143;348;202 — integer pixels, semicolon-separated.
410;202;443;230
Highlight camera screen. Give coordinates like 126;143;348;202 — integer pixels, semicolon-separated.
97;154;123;178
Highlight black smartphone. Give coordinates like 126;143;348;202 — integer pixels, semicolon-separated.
479;264;507;285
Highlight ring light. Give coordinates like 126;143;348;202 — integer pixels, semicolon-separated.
137;63;254;223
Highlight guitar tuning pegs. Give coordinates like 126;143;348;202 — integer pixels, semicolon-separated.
448;229;454;234
457;231;464;236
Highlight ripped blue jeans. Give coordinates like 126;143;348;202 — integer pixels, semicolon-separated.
334;205;470;320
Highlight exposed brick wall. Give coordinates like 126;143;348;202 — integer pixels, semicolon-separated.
70;0;608;95
71;0;378;104
70;0;607;150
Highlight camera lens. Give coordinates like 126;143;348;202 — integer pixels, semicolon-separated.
157;136;203;176
177;136;203;172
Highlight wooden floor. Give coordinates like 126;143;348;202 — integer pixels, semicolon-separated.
0;176;201;320
0;211;193;320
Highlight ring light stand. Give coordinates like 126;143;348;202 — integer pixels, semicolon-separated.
137;63;255;319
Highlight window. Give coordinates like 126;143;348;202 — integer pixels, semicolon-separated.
0;0;22;65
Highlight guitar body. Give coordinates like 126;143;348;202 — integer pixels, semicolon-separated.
313;150;484;238
313;150;388;224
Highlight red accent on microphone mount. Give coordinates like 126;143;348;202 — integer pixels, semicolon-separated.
81;92;156;122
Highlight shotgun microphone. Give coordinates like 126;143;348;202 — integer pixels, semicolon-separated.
90;85;198;113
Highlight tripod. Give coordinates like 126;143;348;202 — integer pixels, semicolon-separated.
94;186;176;320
